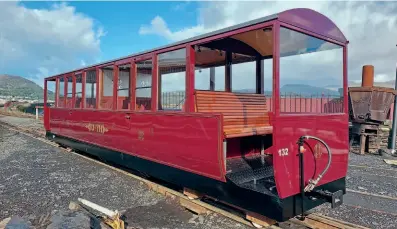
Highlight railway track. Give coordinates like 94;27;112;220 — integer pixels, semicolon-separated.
0;118;370;229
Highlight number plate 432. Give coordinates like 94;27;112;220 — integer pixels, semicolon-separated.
278;148;289;156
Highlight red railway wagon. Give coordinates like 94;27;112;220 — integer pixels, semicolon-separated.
43;8;349;222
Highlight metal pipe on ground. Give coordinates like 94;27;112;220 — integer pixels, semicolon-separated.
390;62;397;156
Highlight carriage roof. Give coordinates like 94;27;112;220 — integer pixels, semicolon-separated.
45;8;347;80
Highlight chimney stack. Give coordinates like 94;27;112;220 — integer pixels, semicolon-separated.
362;65;374;87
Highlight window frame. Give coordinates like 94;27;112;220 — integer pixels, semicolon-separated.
57;75;66;108
191;25;274;112
157;47;187;112
134;55;154;112
83;69;98;110
277;25;345;115
73;73;84;109
115;64;132;110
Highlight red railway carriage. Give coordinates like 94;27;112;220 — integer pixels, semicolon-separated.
43;8;349;222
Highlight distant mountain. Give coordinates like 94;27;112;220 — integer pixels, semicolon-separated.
233;84;341;97
324;84;341;92
280;84;340;97
0;74;53;99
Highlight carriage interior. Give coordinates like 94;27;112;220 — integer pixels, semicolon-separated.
189;27;277;195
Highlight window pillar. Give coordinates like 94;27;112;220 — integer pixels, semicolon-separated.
95;67;100;109
256;58;264;94
210;67;215;91
63;76;67;107
55;78;59;107
130;62;136;111
186;45;195;112
151;54;158;112
82;71;86;108
44;80;47;106
72;73;76;108
225;51;232;92
113;64;118;110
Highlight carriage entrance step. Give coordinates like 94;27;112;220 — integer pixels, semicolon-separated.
225;154;277;196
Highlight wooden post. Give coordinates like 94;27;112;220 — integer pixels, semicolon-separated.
210;67;215;91
43;80;48;129
130;62;137;111
72;73;76;108
158;73;162;110
96;67;101;109
225;51;232;92
360;134;366;154
256;58;264;94
43;80;47;108
151;54;158;112
55;78;59;107
113;64;119;110
63;76;67;108
82;71;86;108
273;22;280;116
186;45;195;112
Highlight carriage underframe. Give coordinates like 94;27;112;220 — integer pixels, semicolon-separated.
47;131;346;222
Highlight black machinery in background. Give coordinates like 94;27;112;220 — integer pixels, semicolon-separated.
349;65;397;154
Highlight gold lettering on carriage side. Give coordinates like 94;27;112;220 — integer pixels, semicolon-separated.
84;123;109;134
138;130;144;141
314;143;323;159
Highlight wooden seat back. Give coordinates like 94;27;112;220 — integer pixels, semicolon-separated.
195;90;272;138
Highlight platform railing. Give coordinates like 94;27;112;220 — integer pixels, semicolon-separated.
160;91;344;114
279;93;344;113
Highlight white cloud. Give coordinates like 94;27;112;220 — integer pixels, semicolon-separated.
139;16;204;42
80;60;87;67
0;1;104;87
374;73;391;82
139;1;397;89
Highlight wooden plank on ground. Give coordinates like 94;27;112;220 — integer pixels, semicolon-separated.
246;211;277;228
180;198;209;215
0;218;11;229
183;188;202;199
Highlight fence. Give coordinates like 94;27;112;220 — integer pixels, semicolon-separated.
161;92;345;114
161;91;186;110
15;92;351;115
278;94;344;113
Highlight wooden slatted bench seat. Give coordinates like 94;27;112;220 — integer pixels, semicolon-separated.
195;90;272;138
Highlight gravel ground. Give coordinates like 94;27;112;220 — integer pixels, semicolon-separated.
0;115;42;131
1;115;397;229
0;124;250;229
314;152;397;229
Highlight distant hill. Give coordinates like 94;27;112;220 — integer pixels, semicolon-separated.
280;84;340;97
0;74;53;99
233;84;341;97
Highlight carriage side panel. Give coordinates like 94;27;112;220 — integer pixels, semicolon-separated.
49;109;225;181
273;114;349;199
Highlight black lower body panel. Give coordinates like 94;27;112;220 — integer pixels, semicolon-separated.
46;132;346;222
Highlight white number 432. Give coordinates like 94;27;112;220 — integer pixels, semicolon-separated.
278;148;289;156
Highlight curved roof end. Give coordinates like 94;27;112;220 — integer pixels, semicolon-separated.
279;8;347;44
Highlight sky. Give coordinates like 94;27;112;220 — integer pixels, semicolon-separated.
0;1;397;91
